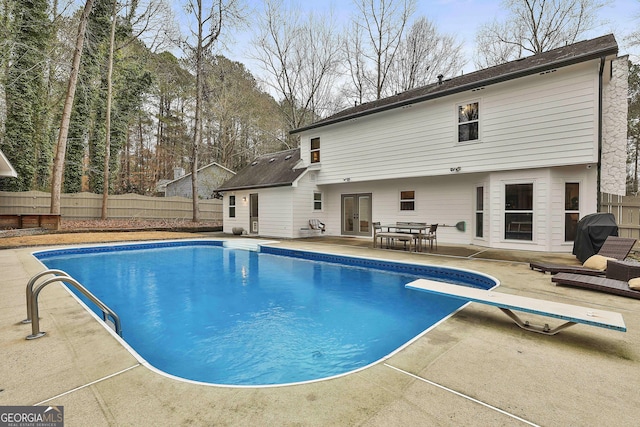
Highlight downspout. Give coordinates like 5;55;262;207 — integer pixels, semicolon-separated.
597;56;606;212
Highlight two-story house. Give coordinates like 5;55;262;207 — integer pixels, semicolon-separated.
218;34;627;252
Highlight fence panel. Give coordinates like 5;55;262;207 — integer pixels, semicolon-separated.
601;193;640;240
0;191;222;221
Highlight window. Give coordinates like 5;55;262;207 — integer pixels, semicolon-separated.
458;102;479;142
400;190;415;211
565;183;580;242
229;195;236;218
505;183;533;240
313;192;323;210
476;186;484;238
310;137;320;163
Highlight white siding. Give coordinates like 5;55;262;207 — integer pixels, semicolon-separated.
224;188;296;238
223;191;251;234
292;172;328;236
299;61;600;185
311;165;597;252
319;175;478;245
485;166;596;251
254;188;294;238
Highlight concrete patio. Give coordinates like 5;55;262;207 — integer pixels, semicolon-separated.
1;234;638;426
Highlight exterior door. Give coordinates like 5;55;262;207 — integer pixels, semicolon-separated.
342;193;372;236
249;193;259;234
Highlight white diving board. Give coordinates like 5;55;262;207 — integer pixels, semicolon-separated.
405;279;626;335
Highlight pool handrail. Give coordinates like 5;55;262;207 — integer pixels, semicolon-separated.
25;269;122;340
23;269;70;324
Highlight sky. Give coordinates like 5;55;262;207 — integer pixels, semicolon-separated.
190;0;640;77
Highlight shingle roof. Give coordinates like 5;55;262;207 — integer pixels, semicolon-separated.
291;34;618;134
217;148;306;191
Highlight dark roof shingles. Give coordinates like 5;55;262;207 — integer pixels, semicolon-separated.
217;148;305;191
292;34;618;133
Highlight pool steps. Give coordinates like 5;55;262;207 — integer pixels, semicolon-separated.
223;239;261;252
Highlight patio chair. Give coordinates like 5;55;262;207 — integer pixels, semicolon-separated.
529;236;636;275
420;224;438;251
309;219;326;233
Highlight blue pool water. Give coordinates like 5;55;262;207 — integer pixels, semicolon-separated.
35;241;497;386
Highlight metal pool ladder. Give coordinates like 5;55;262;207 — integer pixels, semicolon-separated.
23;269;122;340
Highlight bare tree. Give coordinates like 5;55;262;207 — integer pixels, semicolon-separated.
388;16;465;94
182;0;244;221
474;0;607;69
50;0;94;214
342;21;372;105
252;0;342;139
350;0;416;100
125;0;178;53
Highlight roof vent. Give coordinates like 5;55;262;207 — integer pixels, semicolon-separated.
285;154;292;160
251;161;258;166
269;158;276;163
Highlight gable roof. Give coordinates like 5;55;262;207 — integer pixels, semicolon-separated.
291;34;618;134
217;148;306;191
165;162;235;186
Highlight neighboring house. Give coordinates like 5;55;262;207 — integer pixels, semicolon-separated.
218;34;628;252
164;162;235;199
0;149;17;178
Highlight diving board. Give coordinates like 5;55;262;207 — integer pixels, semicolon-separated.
405;279;626;335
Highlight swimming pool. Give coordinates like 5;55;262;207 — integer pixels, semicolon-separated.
34;240;499;387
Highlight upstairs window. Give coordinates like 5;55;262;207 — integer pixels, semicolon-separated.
313;192;323;210
400;190;415;211
229;195;236;218
310;137;320;163
458;102;479;142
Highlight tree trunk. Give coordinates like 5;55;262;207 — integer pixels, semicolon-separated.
50;0;93;214
101;0;117;219
191;45;202;222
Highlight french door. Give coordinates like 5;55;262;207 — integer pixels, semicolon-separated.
342;193;372;236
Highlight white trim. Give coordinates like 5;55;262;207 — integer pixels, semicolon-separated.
0;149;17;177
455;99;481;144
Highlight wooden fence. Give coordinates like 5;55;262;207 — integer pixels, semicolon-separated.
0;191;222;221
601;193;640;239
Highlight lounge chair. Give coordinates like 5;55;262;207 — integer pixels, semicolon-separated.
309;219;326;233
551;273;640;300
529;236;636;275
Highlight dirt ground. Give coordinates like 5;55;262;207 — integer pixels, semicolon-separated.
0;219;219;249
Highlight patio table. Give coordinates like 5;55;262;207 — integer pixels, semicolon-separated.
376;223;429;252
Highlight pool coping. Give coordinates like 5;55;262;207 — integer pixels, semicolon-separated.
2;236;638;426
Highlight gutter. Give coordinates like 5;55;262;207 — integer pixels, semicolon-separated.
216;182;295;192
291;42;618;135
597;56;605;212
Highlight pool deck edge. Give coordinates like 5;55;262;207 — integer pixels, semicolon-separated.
1;238;639;426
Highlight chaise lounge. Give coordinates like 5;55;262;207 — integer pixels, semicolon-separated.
551;258;640;299
529;236;636;275
551;273;640;300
